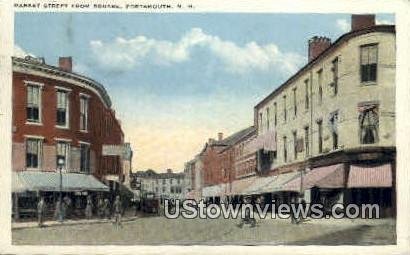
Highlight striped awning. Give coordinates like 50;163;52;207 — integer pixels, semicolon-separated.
12;171;109;193
347;164;392;188
240;176;277;195
283;164;345;192
258;171;301;193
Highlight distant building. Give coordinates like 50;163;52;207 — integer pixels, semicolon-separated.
130;169;185;202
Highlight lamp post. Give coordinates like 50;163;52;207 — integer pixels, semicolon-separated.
57;158;65;222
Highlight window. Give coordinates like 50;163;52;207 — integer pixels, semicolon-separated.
283;136;287;162
304;126;309;156
80;95;89;131
162;187;165;193
171;187;174;193
170;179;173;185
329;112;339;149
331;58;338;95
177;179;180;184
163;179;166;185
56;90;69;127
304;79;309;109
317;69;323;104
80;143;90;173
26;85;41;123
317;120;323;153
274;102;277;127
283;95;287;122
259;112;263;132
359;104;379;144
293;88;297;116
360;44;378;83
56;141;70;170
26;138;42;169
293;131;297;160
266;107;270;131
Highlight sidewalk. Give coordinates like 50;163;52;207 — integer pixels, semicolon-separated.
13;212;139;230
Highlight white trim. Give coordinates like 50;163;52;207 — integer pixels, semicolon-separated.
79;141;91;145
54;137;72;142
25;121;43;126
23;80;44;87
55;125;70;130
24;135;45;140
55;85;72;92
79;92;91;98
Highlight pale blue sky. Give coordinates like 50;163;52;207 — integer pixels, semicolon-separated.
15;13;394;171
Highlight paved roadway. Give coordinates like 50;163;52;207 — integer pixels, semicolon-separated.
12;216;396;245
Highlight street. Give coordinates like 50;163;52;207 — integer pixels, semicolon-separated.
12;216;396;245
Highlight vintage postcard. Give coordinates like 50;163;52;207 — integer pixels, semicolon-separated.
0;0;409;254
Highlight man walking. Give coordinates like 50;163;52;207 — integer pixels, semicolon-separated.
85;195;93;220
113;195;122;228
103;198;111;219
37;196;46;227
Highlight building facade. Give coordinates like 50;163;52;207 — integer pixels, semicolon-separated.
12;56;130;219
253;15;395;215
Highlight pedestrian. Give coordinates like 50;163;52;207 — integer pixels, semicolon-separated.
237;196;256;228
103;198;111;219
63;195;72;219
37;196;46;227
85;195;93;220
113;195;122;228
97;197;104;218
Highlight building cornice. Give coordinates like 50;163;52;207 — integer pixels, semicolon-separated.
12;57;112;108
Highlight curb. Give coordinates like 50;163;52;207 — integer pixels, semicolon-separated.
12;216;139;230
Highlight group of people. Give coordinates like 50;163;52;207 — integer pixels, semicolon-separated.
36;194;123;228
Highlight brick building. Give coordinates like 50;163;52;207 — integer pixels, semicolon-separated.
12;56;130;219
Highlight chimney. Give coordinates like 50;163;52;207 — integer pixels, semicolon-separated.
208;138;216;145
218;132;223;141
58;57;72;72
308;36;331;62
351;14;375;31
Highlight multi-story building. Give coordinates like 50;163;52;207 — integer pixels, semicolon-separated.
252;15;395;215
131;169;185;202
12;56;130;218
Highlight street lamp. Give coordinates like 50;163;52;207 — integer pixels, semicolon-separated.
57;158;65;222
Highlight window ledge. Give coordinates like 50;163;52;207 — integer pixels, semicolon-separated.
360;81;377;86
26;167;40;171
25;121;43;126
79;129;88;133
55;125;70;130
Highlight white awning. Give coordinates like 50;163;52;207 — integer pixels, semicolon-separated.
250;130;277;152
12;171;109;193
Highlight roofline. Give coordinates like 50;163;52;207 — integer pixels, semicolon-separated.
12;57;112;108
254;25;395;110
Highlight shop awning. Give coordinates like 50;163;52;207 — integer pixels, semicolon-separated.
12;171;109;193
227;176;257;196
257;171;301;194
283;164;345;192
202;185;224;198
347;164;392;188
240;176;277;195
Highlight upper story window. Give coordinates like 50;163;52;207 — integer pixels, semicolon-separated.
26;138;43;169
317;120;323;153
283;136;288;163
56;141;70;170
331;58;339;96
273;102;277;127
304;126;309;157
259;112;263;132
26;84;42;123
360;44;378;83
293;88;297;116
80;95;89;131
317;69;323;105
56;90;69;128
359;104;379;144
329;111;339;150
283;95;287;122
293;131;297;160
266;107;270;130
80;142;90;174
163;179;166;185
304;79;309;109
